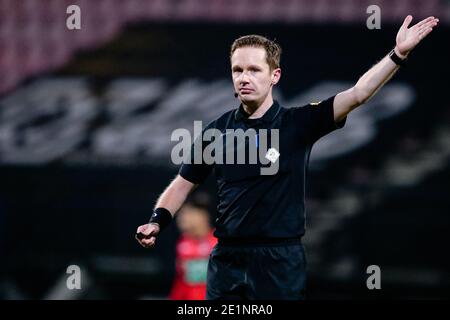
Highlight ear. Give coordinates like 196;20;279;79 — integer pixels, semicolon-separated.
271;68;281;85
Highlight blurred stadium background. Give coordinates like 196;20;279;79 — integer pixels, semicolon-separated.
1;0;449;299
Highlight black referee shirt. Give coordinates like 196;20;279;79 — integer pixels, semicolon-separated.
179;96;346;240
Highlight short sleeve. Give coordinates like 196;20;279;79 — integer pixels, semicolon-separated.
302;95;346;144
178;121;215;184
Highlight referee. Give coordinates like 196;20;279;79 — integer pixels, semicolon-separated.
136;15;438;299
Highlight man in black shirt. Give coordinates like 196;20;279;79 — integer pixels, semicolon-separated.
136;15;438;299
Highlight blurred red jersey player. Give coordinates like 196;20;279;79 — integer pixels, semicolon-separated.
169;193;217;300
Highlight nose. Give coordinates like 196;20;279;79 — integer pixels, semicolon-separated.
237;71;250;84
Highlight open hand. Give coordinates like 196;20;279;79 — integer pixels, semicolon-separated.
395;15;439;58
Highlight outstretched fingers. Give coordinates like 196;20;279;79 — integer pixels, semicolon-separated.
413;16;435;29
419;26;435;40
401;15;413;29
415;17;439;32
416;18;438;40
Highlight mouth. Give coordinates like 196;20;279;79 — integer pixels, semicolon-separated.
239;88;254;94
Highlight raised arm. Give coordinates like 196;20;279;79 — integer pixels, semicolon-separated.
333;15;439;122
136;174;197;248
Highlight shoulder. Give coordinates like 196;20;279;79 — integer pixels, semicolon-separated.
216;108;236;123
204;107;237;130
280;104;309;120
289;100;324;111
285;97;334;116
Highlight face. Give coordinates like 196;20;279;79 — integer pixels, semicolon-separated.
231;47;280;106
176;205;210;236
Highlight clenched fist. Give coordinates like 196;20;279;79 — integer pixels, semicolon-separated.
135;223;161;248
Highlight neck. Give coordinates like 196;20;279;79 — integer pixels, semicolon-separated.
242;92;274;119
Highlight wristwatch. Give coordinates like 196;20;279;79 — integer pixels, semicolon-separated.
389;48;407;66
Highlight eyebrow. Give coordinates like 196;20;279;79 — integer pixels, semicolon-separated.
232;64;263;71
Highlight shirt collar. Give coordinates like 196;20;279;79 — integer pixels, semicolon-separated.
234;100;281;123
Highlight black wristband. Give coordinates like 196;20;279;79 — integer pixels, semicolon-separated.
149;207;173;232
389;49;407;66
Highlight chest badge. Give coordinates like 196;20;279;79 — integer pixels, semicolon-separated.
265;148;280;163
